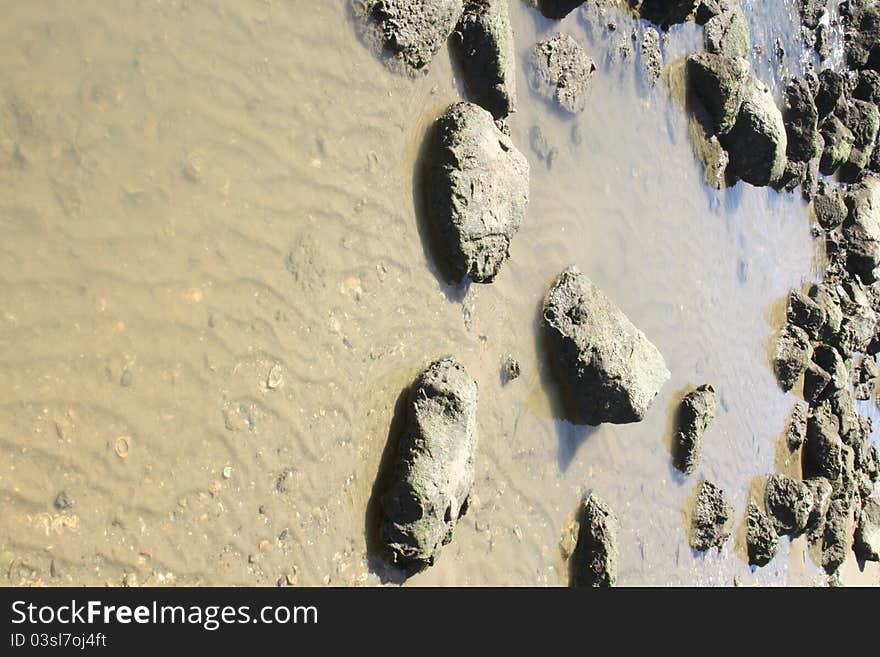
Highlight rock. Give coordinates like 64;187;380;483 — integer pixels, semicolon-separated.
832;279;877;353
772;323;812;391
764;473;814;537
427;102;529;283
854;70;880;106
811;344;848;397
783;78;820;164
686;52;750;135
808;281;844;340
805;476;834;539
695;0;734;25
746;501;779;567
357;0;464;73
838;99;880;182
854;496;880;561
638;0;699;27
537;0;584;19
673;384;717;475
854;355;879;400
814;23;831;60
803;361;833;403
786;289;826;339
690;480;734;551
861;442;879;482
721;76;788;186
822;498;852;574
380;357;478;569
703;3;750;59
641;26;663;84
798;0;827;29
542;266;670;425
812;182;848;231
529;33;596;114
844;2;880;71
503;355;521;382
819;115;855;176
529;125;559;168
570;492;619;587
814;69;846;121
842;176;880;283
688;112;729;189
804;405;855;493
786;401;809;451
53;491;74;511
453;0;516;120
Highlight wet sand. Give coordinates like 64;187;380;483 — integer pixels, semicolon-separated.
0;0;877;586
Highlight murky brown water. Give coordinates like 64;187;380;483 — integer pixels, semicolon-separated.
1;0;877;587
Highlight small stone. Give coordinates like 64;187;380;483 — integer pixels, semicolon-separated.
673;384;716;475
266;364;283;390
222;466;233;479
503;355;521;383
54;491;74;511
114;436;131;459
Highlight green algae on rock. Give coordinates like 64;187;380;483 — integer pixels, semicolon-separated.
427;102;529;283
380;358;478;570
453;0;517;120
543;266;670;425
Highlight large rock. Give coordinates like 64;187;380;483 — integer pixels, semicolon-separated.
453;0;516;120
764;473;814;537
786;289;825;339
543;266;670;425
838;99;880;182
380;358;478;569
529;33;596;114
690;480;734;551
686;52;750;135
819;115;855;175
570;492;619;587
428;102;529;283
703;3;750;59
854;496;880;561
357;0;464;72
673;384;717;474
746;501;779;567
842;176;880;283
721;76;788;186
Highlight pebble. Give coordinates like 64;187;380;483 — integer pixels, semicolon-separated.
222;466;233;479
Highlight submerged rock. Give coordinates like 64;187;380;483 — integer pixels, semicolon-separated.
746;501;779;567
529;33;596;114
842;177;880;284
453;0;516;120
427;102;529;283
690;480;734;551
764;473;814;537
357;0;464;73
570;492;619;587
543;266;670;425
703;3;750;59
673;384;717;475
773;323;812;391
641;26;663;84
854;496;880;561
380;358;478;570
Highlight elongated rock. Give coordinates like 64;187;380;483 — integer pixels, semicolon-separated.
543;266;670;425
773;322;812;391
380;358;478;569
673;384;716;474
843;176;880;284
453;0;516;120
428;102;529;283
746;501;779;567
357;0;464;73
854;496;880;561
686;52;750;135
571;492;619;587
537;0;584;19
690;480;733;551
